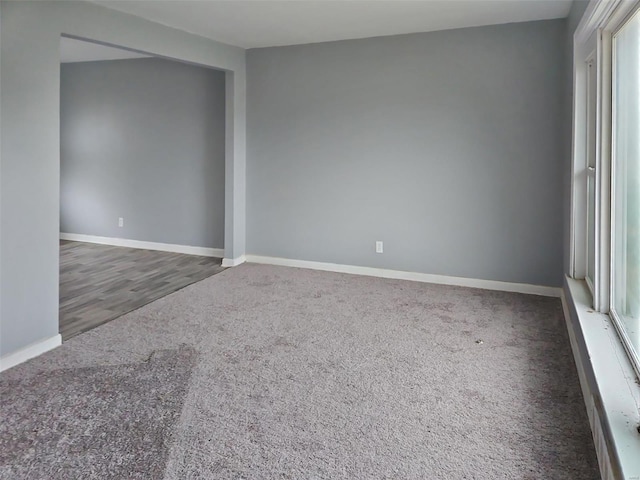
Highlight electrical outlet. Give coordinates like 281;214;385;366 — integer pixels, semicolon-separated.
376;241;383;253
118;217;124;228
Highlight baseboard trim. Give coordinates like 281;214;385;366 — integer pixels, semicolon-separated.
0;334;62;372
60;233;224;258
222;255;246;267
245;255;561;297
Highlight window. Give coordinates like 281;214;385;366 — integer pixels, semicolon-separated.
611;8;640;367
586;55;597;292
572;0;640;378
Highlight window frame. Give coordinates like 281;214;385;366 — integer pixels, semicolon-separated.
607;5;640;377
571;0;640;380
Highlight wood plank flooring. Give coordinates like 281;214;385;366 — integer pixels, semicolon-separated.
60;240;224;340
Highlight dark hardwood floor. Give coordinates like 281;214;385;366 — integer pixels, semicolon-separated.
59;240;224;340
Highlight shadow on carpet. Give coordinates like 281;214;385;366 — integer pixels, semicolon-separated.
0;346;197;480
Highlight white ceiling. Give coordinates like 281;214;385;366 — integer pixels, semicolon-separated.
60;36;151;62
93;0;573;49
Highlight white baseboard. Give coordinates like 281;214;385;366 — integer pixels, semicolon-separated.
0;334;62;372
60;233;224;258
222;255;246;267
245;255;561;297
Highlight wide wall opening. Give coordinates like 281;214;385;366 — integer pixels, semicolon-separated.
59;36;227;339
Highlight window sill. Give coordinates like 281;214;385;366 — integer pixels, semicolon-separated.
563;277;640;479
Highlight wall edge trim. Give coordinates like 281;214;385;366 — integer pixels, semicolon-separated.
0;334;62;372
60;233;224;258
222;255;246;267
245;255;561;297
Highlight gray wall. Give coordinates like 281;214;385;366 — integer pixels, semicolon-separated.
247;20;566;287
0;0;246;359
61;58;226;248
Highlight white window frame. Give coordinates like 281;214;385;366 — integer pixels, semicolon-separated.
569;6;640;477
571;0;640;378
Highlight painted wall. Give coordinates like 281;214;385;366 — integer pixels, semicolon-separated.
247;20;566;287
0;0;246;358
60;58;226;248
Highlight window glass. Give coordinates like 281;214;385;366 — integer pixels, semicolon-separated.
612;10;640;357
586;59;597;290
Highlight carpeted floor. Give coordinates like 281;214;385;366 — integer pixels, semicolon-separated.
0;264;599;479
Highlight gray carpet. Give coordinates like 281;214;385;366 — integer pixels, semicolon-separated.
1;346;196;479
0;264;599;479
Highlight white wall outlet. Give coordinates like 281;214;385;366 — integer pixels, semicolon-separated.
375;241;383;253
118;217;124;228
